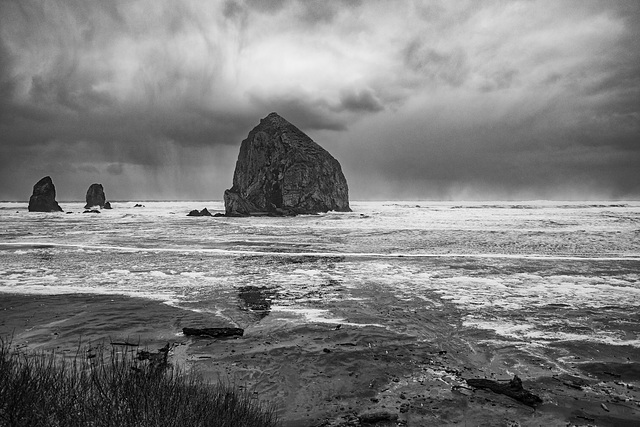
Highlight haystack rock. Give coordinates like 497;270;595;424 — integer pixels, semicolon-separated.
84;183;110;209
28;176;63;212
224;112;351;216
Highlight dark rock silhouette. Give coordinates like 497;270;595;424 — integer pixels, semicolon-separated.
187;208;213;217
224;112;350;216
182;327;244;338
358;411;399;424
466;375;543;407
84;183;109;209
83;209;101;214
103;201;112;209
28;176;63;212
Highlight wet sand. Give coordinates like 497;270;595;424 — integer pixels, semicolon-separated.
1;292;639;426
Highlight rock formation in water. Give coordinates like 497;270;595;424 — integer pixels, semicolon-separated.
84;183;109;209
28;176;63;212
224;112;351;216
187;208;213;217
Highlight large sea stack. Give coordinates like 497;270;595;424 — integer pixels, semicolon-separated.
84;183;110;209
28;176;63;212
224;113;350;216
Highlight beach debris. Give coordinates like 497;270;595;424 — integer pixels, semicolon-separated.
182;327;244;338
358;410;399;424
137;343;170;367
601;402;610;412
466;375;543;407
552;376;585;390
110;341;140;347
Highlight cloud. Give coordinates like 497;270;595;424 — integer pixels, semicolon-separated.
249;93;347;131
403;40;470;87
106;163;124;175
0;0;639;200
338;88;384;113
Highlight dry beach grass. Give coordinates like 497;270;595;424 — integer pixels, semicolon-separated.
0;335;278;427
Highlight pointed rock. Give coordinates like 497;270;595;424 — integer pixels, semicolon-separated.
224;112;351;216
28;176;63;212
85;183;109;209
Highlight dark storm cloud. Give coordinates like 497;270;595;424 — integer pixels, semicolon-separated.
338;89;384;113
250;86;385;131
244;0;289;15
296;0;363;25
0;0;639;200
0;38;16;108
238;0;363;22
250;93;346;131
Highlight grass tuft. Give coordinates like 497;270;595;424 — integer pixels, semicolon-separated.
0;337;279;427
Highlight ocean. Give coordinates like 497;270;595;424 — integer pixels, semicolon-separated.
2;200;640;424
1;200;639;348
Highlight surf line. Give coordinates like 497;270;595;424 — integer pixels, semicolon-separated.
2;242;640;262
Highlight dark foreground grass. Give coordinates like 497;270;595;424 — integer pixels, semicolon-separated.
0;338;279;427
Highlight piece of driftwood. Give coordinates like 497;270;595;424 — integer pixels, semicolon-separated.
466;375;542;407
358;410;399;423
182;327;244;338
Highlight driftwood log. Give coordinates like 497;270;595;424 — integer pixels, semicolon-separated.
466;375;542;407
182;327;244;338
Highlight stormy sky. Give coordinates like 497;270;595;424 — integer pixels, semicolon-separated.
1;0;638;201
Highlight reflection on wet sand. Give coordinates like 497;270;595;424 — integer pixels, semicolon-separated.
237;285;277;319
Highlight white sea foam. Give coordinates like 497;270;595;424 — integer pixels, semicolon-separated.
148;271;167;277
2;241;639;261
180;272;205;278
271;306;385;328
1;200;639;349
465;319;640;348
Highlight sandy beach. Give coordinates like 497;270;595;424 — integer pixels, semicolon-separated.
2;290;638;426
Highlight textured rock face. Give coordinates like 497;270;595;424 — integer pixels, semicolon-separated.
224;113;350;216
28;176;63;212
85;183;107;209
